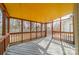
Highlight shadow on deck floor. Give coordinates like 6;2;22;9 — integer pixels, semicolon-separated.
6;36;75;55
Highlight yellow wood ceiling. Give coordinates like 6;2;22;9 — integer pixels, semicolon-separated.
4;3;74;23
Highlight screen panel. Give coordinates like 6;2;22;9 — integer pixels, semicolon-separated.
61;15;73;43
42;24;45;37
10;18;21;33
37;23;41;38
23;21;30;41
23;21;30;32
42;24;45;31
37;23;41;31
31;22;36;39
53;19;60;40
31;22;36;32
61;18;73;32
53;20;60;31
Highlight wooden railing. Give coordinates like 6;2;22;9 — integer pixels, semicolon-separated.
0;31;45;54
10;31;46;45
37;31;42;38
23;32;30;42
10;33;23;44
0;33;10;55
31;32;36;39
52;31;74;44
42;31;46;37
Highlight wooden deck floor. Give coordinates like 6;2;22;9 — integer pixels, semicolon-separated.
6;36;75;55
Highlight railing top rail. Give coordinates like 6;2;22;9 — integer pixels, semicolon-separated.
53;31;73;34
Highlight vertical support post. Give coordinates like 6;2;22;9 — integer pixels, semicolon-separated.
72;15;75;44
7;17;10;44
2;10;6;52
52;21;53;38
21;20;23;42
60;17;61;42
41;24;42;37
2;10;6;35
8;17;10;33
30;21;32;40
45;23;47;37
41;23;42;38
36;22;37;39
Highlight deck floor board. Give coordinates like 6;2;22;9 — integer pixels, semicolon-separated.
6;36;75;55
